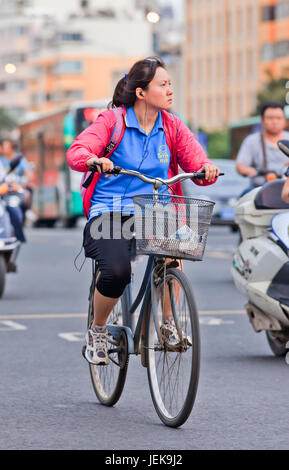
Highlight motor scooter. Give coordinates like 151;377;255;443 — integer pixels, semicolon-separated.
0;154;25;298
231;139;289;356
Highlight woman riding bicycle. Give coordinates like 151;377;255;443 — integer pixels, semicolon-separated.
67;56;220;365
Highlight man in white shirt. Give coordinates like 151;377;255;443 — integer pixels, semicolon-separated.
236;102;289;192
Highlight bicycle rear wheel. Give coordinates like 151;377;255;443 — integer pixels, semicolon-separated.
86;269;129;406
146;267;200;427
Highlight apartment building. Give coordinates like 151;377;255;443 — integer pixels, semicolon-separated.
28;14;151;112
185;0;289;131
0;0;152;117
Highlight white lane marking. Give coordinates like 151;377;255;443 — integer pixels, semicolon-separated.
0;310;244;321
206;251;233;259
58;316;236;342
0;320;27;331
0;313;87;320
199;317;234;326
200;310;244;315
58;332;84;342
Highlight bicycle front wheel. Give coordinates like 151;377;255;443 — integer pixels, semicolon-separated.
146;267;200;427
87;284;129;407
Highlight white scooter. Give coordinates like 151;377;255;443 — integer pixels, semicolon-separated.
231;140;289;356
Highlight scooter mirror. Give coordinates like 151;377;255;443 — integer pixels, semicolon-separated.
278;140;289;157
8;153;23;173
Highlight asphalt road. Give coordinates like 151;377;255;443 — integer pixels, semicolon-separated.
1;223;289;450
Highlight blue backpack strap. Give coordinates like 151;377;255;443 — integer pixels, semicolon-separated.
103;107;125;157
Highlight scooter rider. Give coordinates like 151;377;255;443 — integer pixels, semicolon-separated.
0;139;33;242
236;102;289;195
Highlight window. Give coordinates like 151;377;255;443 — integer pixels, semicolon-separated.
246;49;254;76
11;25;27;36
64;90;83;100
31;93;45;105
276;2;289;19
262;6;275;21
9;80;26;90
262;43;275;61
52;61;83;74
206;56;211;79
236;9;242;36
275;40;289;58
2;53;26;66
51;90;62;102
51;89;84;102
60;32;84;42
30;66;44;79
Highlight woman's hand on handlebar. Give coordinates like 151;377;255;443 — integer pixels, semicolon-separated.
86;157;114;175
197;163;220;183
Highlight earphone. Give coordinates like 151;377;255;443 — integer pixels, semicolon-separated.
140;91;144;97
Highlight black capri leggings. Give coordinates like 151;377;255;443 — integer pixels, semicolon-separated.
83;213;135;299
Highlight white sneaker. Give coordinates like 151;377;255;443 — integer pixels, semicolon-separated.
84;327;109;365
160;317;192;349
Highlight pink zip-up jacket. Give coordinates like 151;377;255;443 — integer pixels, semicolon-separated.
67;107;217;218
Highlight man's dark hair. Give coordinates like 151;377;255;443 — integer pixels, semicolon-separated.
260;102;284;118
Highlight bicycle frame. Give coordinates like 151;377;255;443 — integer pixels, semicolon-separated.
86;164;222;358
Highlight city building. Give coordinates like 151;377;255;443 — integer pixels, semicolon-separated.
184;0;289;131
28;13;151;113
0;0;152;118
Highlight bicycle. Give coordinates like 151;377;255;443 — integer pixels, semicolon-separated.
82;164;219;427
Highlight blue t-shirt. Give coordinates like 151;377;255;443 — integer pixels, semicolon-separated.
89;107;171;219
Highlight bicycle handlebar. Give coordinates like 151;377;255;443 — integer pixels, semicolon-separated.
82;162;224;190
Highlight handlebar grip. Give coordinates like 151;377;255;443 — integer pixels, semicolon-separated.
82;162;122;189
193;172;206;179
82;163;102;189
89;162;103;172
192;172;224;179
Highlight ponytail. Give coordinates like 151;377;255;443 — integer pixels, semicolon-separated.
109;56;166;109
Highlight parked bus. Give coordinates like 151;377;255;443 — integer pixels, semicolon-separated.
19;100;109;227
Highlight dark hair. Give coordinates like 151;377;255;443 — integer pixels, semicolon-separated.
260;102;284;117
110;56;166;108
1;138;18;150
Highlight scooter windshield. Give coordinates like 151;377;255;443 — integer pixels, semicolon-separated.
271;212;289;250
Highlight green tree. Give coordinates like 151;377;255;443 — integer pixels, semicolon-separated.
207;129;230;159
255;69;289;114
0;107;17;134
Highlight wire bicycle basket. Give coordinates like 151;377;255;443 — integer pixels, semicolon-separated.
132;194;215;261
